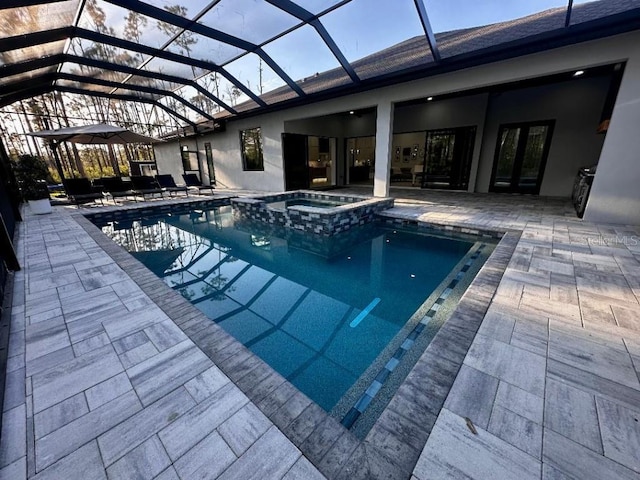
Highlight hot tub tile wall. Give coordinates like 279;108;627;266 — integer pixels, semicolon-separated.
232;191;393;237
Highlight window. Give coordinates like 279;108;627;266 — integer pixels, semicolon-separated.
240;128;264;171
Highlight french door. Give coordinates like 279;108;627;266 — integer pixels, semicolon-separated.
490;121;555;194
421;126;476;190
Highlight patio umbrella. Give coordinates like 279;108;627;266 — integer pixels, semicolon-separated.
27;123;163;145
27;123;163;181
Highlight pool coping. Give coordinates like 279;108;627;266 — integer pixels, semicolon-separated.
73;198;520;480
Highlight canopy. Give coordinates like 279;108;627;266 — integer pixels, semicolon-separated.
27;123;162;145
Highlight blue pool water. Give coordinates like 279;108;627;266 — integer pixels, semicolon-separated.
101;206;474;412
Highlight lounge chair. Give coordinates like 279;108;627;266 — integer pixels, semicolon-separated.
99;176;136;204
63;178;104;207
130;176;164;200
155;174;189;196
182;173;214;194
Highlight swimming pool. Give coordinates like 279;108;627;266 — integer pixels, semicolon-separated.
98;204;490;432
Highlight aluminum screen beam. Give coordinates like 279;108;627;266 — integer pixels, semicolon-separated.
56;86;196;127
413;0;441;63
565;0;574;27
265;0;359;83
75;28;267;108
0;27;72;52
56;73;217;122
104;0;305;97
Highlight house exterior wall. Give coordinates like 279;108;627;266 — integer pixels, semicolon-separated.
475;76;609;196
585;52;640;224
154;30;640;224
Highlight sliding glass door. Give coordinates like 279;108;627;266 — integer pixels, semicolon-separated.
491;121;554;194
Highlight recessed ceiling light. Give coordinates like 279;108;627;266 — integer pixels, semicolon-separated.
573;70;585;77
349;110;355;114
427;96;433;101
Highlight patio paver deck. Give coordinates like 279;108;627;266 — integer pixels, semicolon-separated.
1;189;639;479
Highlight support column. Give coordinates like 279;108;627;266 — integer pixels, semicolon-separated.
373;101;394;198
584;57;640;225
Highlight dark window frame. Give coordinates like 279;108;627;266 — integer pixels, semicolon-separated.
240;127;264;171
489;119;555;195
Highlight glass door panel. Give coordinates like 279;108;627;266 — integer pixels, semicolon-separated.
494;127;520;188
425;132;455;186
519;126;550;188
491;121;554;194
420;126;476;190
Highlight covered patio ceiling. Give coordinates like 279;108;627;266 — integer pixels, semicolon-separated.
2;0;640;132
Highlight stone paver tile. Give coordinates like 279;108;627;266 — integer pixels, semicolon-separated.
443;365;498;430
85;372;133;411
545;378;602;453
127;340;211;406
494;382;543;424
611;304;640;332
32;441;105;480
34;393;88;440
102;308;166;341
77;264;129;291
543;429;638;480
159;382;247;461
464;334;546;396
32;344;124;413
25;322;70;362
56;281;86;299
173;430;236;480
184;366;230;403
550;319;628;352
547;358;640;415
29;271;81;292
106;435;170;480
576;271;638;304
6;354;25;374
118;341;159;370
61;286;121;323
35;391;141;471
25;346;74;378
3;367;25;412
519;293;581;324
511;313;548;357
153;466;179;480
283;456;327;480
476;308;515;343
98;387;195;466
548;329;639;390
0;456;26;480
144;320;187;352
113;331;149;355
488;405;542;458
7;332;25;360
596;397;640;473
413;408;540;480
28;309;62;325
218;426;301;480
542;463;573;480
72;332;111;357
0;404;26;468
218;403;272;456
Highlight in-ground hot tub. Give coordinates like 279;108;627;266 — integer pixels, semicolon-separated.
231;190;394;236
